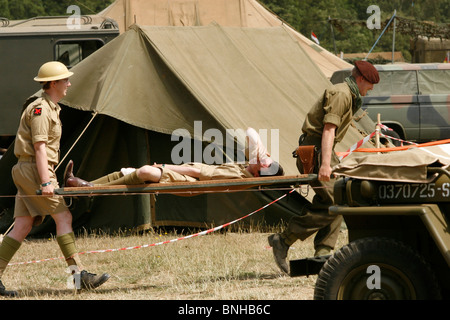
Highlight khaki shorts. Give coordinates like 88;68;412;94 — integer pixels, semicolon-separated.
12;161;67;225
159;163;250;183
159;166;198;183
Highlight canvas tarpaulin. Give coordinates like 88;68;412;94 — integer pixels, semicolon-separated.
0;24;375;236
60;23;338;175
333;142;450;183
98;0;352;78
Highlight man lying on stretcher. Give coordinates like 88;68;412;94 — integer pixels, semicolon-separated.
64;128;284;188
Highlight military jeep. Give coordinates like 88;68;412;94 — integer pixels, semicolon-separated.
313;166;450;300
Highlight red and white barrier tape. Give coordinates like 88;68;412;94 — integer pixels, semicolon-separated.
377;124;418;146
338;126;418;161
8;189;295;266
380;132;418;146
338;131;376;161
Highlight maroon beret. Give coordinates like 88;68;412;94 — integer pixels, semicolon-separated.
354;60;379;84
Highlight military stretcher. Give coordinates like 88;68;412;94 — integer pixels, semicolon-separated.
43;174;317;196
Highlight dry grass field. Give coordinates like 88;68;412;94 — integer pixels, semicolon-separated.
0;225;348;301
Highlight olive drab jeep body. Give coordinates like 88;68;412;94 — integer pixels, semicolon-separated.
313;168;450;300
289;142;450;300
330;63;450;144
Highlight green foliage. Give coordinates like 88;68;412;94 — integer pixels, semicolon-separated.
0;0;45;19
260;0;449;62
0;0;114;19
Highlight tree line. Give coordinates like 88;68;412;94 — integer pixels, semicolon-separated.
0;0;114;18
259;0;449;62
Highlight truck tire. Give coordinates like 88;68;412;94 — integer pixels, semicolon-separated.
314;237;441;300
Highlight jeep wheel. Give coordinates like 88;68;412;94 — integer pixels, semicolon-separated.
314;237;441;300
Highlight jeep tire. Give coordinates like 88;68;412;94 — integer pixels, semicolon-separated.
314;237;441;300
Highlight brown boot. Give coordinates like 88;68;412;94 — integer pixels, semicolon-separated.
314;245;332;257
268;233;290;274
65;177;94;188
64;160;93;187
63;160;74;186
0;280;18;297
79;270;110;290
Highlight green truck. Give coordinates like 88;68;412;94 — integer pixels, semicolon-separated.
0;15;119;152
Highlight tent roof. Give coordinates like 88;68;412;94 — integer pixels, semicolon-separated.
61;24;370;176
98;0;351;78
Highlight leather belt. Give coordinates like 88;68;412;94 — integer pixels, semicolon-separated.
18;156;36;162
18;156;55;170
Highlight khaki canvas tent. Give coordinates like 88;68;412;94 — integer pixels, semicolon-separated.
98;0;351;78
0;24;374;236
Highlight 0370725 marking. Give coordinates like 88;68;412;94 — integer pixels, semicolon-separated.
378;182;450;201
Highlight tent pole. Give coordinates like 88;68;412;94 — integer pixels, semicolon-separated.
0;221;14;244
376;113;381;150
328;16;337;55
365;10;396;61
56;111;98;171
392;10;396;63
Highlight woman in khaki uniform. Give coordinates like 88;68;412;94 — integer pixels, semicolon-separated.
268;60;380;274
0;62;109;297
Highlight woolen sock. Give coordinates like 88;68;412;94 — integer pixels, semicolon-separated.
91;171;123;185
57;232;84;271
95;170;143;186
0;236;21;278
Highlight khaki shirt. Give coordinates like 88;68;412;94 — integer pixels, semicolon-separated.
14;92;62;166
302;82;356;145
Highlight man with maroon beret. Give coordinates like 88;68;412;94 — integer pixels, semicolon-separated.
269;60;379;274
354;60;380;86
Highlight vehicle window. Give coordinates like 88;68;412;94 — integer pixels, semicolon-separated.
417;70;450;94
367;70;418;96
55;39;104;68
